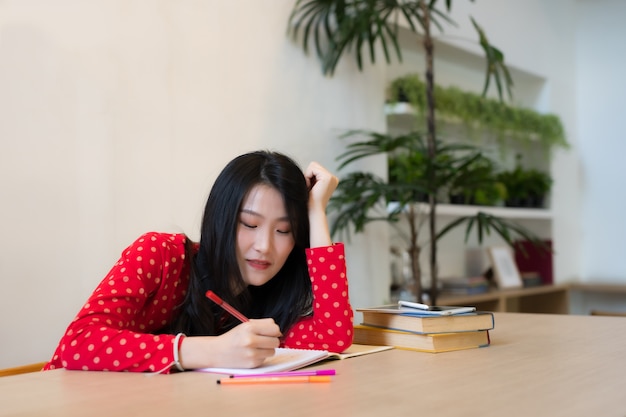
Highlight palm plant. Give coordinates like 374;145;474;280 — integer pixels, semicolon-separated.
288;0;521;304
329;130;541;303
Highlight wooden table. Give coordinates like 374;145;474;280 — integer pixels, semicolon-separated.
2;313;625;417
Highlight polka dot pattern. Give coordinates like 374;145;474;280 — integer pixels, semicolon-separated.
43;232;190;374
43;235;353;373
283;244;354;353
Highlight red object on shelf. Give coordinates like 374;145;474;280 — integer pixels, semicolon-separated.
513;240;553;285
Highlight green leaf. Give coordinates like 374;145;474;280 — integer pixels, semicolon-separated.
471;17;513;102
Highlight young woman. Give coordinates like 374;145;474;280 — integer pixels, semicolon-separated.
44;151;353;373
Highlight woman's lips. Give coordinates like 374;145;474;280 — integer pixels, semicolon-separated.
247;259;271;270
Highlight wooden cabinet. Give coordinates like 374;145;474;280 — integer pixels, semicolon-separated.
568;283;626;315
437;284;570;314
436;283;626;315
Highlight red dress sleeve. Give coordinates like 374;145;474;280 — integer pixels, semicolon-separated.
282;243;354;352
43;232;189;373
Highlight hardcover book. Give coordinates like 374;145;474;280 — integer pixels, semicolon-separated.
358;309;495;334
353;325;490;353
359;303;476;316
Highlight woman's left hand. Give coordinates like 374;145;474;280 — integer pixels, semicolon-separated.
305;162;339;212
304;162;338;247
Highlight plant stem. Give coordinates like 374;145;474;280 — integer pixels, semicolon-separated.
420;0;439;305
407;203;422;302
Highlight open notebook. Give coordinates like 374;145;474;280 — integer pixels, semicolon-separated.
196;344;393;375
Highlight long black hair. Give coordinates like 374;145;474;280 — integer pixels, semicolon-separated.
171;151;312;336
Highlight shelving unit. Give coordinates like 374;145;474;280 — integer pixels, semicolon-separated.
384;98;554;276
436;283;626;315
385;90;556;297
437;284;570;314
380;24;574;310
568;283;626;315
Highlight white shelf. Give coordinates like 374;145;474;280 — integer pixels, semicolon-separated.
384;102;417;116
388;202;552;221
385;102;542;143
433;203;552;220
384;103;475;131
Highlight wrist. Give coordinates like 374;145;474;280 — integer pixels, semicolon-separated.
173;333;186;372
308;201;327;216
178;335;221;370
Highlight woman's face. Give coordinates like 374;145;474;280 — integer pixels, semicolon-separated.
236;184;296;287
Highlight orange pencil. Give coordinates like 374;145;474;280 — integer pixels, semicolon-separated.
217;375;332;385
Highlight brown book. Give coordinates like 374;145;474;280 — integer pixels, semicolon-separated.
353;325;490;353
358;309;495;334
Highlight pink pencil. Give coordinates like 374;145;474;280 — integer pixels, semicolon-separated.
230;369;336;378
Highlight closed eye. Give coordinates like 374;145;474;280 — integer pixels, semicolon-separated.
240;221;256;229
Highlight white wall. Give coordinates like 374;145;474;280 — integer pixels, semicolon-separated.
577;0;626;281
0;0;616;368
0;0;391;368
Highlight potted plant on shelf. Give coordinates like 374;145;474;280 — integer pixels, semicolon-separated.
523;169;552;208
288;0;554;304
329;129;541;304
497;155;553;208
447;153;506;206
389;74;569;154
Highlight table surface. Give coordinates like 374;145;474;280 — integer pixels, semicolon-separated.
2;312;626;417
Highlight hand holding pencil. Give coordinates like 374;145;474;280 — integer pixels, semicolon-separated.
203;291;337;385
176;291;282;370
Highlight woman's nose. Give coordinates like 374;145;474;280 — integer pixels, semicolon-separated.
253;229;272;252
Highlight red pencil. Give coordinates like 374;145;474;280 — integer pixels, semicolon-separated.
205;290;250;323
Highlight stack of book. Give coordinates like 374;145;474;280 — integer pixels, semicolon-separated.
354;304;494;353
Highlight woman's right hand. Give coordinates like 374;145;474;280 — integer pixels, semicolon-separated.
178;318;282;370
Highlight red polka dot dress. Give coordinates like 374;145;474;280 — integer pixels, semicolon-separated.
43;232;353;373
